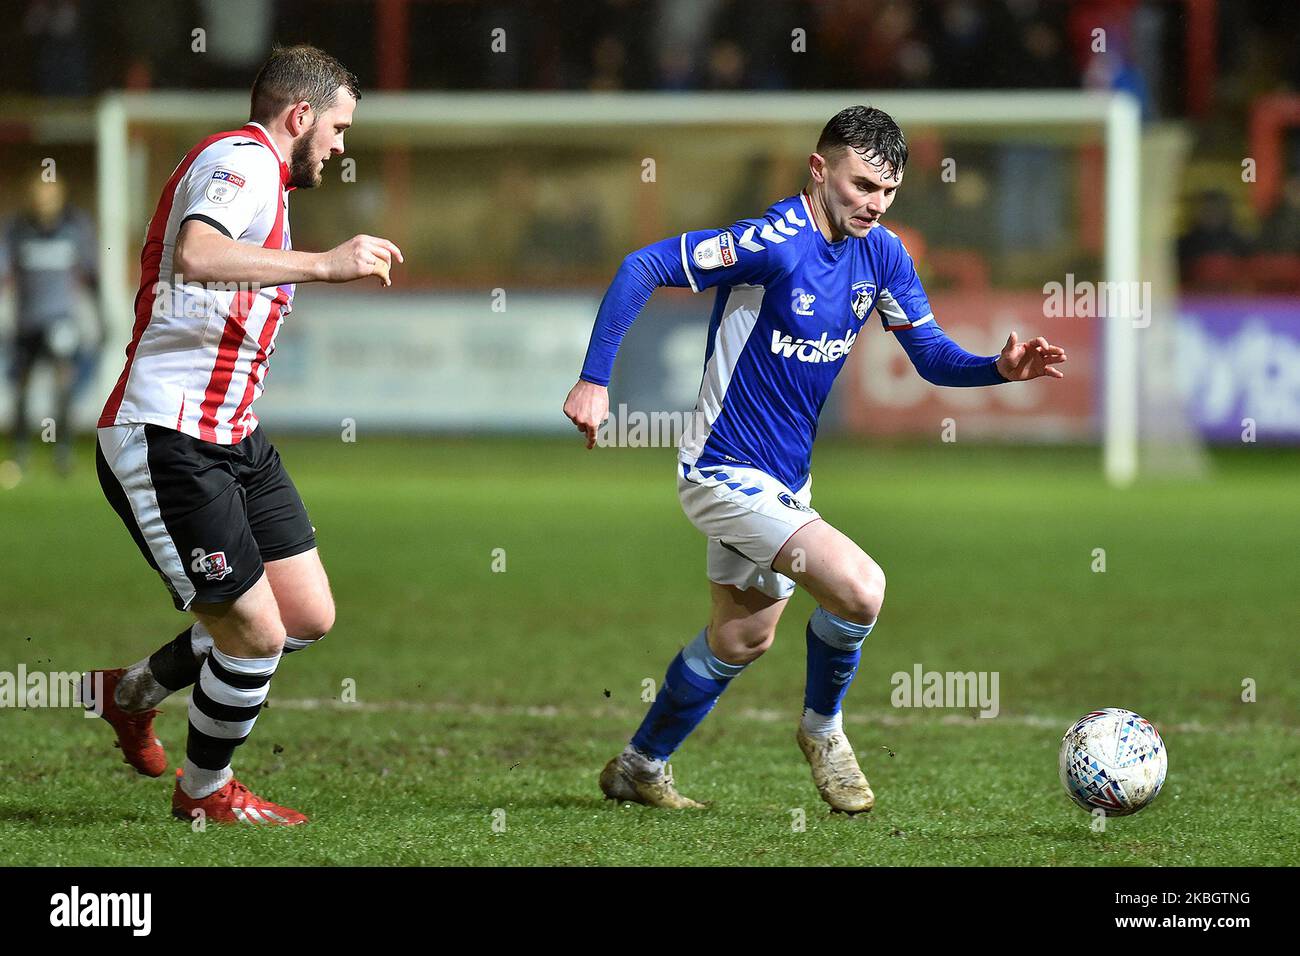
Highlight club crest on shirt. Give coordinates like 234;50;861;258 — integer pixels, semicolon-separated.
850;280;877;321
191;547;233;581
206;169;246;205
791;288;816;316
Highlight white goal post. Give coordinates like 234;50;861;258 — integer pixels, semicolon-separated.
95;90;1142;485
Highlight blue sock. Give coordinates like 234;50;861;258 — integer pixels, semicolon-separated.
630;628;747;761
804;606;874;720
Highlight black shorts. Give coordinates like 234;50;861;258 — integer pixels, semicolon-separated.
10;325;73;379
96;423;316;611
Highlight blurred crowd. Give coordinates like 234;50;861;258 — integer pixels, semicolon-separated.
4;0;1300;292
0;0;1290;112
1179;178;1300;292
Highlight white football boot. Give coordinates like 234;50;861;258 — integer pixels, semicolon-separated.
599;753;707;809
797;726;875;814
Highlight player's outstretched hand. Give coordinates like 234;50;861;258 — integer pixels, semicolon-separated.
995;330;1068;382
563;379;609;450
320;234;404;286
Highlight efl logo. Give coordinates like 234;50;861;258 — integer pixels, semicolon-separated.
770;328;858;364
206;168;246;204
49;886;152;936
692;232;738;271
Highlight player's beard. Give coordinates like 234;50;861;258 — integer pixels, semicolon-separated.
288;126;323;189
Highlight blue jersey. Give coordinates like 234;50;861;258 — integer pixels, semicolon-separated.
581;192;1006;491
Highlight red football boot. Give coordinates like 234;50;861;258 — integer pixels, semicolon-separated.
172;774;309;826
84;668;167;777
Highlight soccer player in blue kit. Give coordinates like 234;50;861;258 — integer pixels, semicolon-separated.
563;106;1067;812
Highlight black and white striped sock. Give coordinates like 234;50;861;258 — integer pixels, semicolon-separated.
282;634;325;654
182;646;279;799
115;622;216;712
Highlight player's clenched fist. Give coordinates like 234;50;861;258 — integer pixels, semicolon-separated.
319;234;404;285
563;379;609;450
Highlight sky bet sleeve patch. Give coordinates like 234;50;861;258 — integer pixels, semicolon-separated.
692;231;737;270
205;169;247;205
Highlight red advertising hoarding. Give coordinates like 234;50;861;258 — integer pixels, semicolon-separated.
839;292;1100;441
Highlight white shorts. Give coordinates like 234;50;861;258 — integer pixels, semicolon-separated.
677;461;820;600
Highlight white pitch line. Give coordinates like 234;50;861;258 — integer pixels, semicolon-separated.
235;697;1299;736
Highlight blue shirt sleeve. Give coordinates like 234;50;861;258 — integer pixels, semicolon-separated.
872;227;1004;386
678;210;800;293
579;211;797;386
578;235;686;386
893;320;1007;387
874;228;935;331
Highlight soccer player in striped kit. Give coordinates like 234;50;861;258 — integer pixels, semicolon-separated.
565;106;1067;812
86;45;402;825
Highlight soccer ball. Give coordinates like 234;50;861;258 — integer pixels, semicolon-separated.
1058;708;1167;816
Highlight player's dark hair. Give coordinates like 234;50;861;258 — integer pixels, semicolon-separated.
817;106;908;177
249;44;361;123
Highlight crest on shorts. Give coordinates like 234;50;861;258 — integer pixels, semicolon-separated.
777;491;815;514
850;281;877;322
191;547;233;581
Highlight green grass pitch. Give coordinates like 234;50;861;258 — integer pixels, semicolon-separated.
1;436;1297;866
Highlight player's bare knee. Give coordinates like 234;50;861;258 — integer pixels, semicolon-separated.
717;638;772;666
838;562;886;625
742;631;776;662
710;619;776;664
219;604;287;658
286;597;335;642
310;599;336;640
240;615;287;658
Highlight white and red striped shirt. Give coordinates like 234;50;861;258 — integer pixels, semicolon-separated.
100;121;295;444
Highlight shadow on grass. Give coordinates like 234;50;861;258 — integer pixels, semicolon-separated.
0;801;162;827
